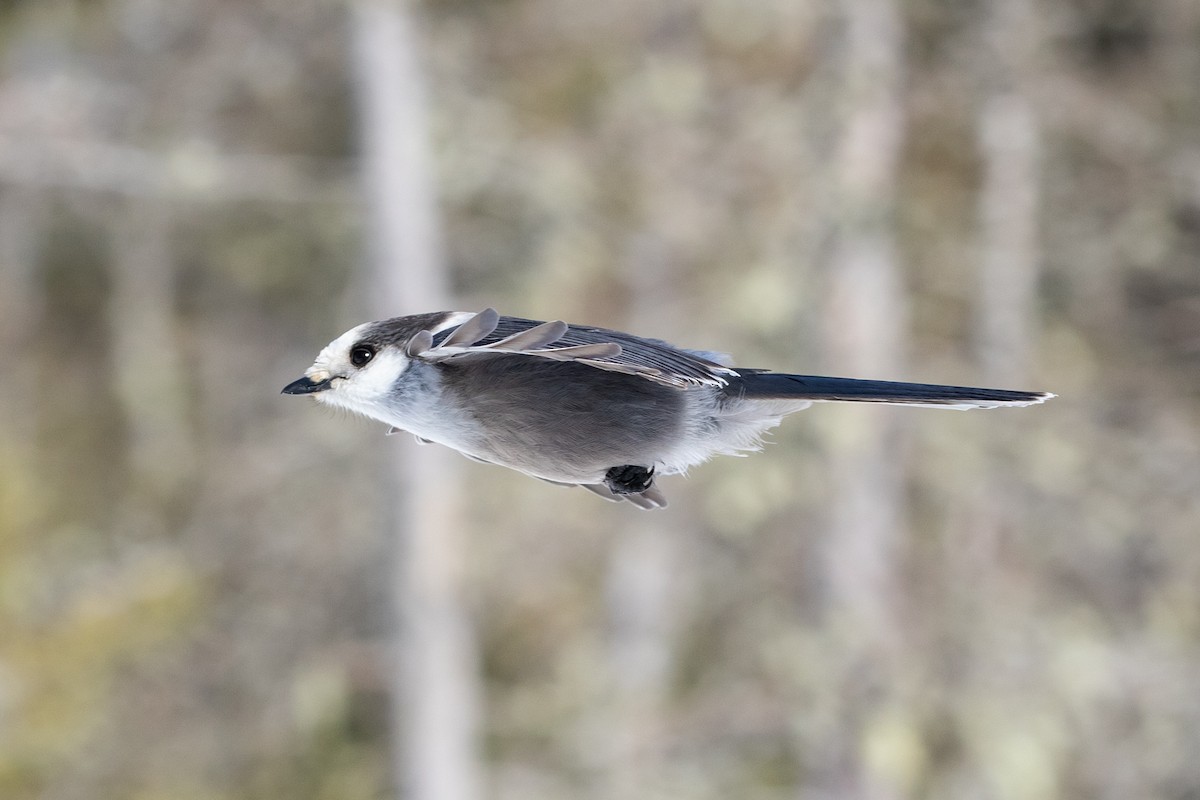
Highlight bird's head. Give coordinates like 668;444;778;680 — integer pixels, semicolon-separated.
280;321;409;416
281;311;472;419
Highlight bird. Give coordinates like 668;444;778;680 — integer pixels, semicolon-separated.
282;308;1053;509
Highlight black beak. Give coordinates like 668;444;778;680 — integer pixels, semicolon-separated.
281;376;334;395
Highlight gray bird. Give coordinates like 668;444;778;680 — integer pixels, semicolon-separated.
282;308;1053;508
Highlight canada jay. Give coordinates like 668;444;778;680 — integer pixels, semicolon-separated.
283;309;1052;508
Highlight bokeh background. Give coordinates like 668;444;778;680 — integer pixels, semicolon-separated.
2;0;1200;798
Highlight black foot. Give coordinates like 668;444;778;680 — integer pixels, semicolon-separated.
604;465;655;495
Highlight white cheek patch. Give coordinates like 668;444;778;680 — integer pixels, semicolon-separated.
298;322;413;423
315;348;410;421
351;349;410;399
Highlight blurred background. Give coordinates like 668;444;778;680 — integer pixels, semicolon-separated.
2;0;1199;798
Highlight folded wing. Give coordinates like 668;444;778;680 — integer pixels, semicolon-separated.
414;308;737;389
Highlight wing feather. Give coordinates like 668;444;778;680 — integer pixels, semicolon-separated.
439;307;499;347
405;329;435;356
489;320;570;351
526;342;623;360
418;308;736;389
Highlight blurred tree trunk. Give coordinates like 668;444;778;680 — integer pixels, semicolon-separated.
969;0;1043;564
0;189;43;456
603;233;685;797
823;0;907;648
108;202;194;500
350;3;482;800
817;0;908;796
603;521;678;795
977;1;1041;389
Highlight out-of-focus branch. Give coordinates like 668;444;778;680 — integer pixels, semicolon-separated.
0;135;354;202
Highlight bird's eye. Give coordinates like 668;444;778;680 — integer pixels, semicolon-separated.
349;344;376;367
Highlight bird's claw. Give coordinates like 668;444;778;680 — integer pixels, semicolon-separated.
604;465;655;495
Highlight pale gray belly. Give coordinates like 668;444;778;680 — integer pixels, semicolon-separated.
439;357;686;483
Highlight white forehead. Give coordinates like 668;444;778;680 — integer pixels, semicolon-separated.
315;322;373;365
309;312;481;376
316;313;474;361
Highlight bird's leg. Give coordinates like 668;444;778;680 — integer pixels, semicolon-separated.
604;465;655;495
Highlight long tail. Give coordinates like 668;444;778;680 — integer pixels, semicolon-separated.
733;372;1054;410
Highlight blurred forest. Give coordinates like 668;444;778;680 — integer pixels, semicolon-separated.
2;0;1200;798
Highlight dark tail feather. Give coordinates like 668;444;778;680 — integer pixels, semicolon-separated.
734;372;1054;409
